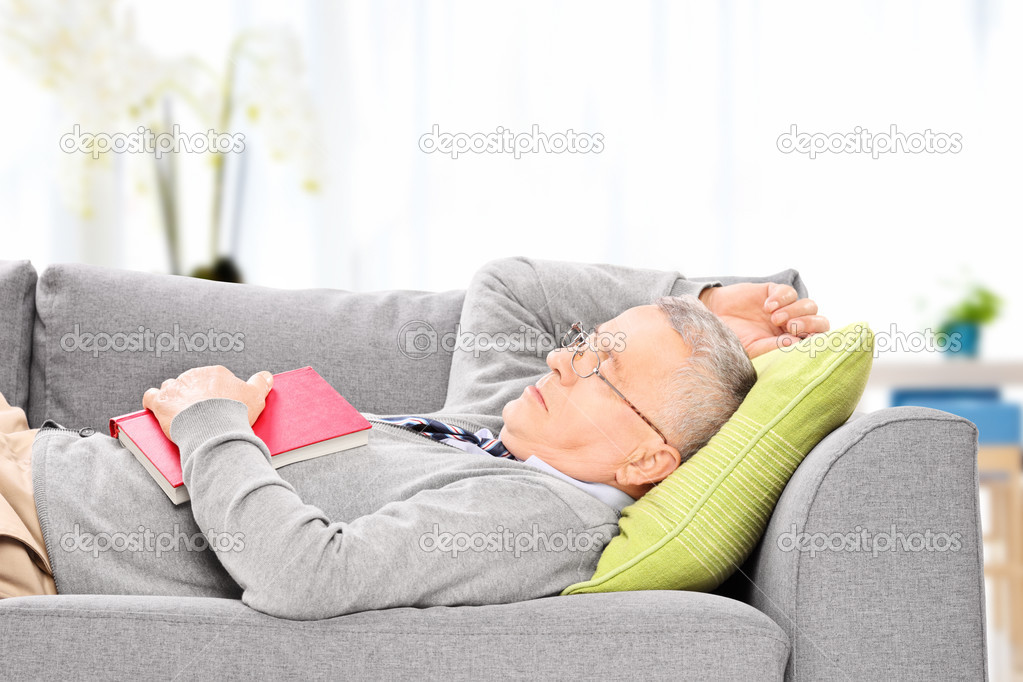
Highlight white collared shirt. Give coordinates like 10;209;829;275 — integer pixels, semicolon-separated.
439;428;636;514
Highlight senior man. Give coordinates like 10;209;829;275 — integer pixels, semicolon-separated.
0;258;826;618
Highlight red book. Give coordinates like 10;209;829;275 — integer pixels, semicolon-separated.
109;366;373;505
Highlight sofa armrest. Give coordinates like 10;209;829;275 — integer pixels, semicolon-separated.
723;406;987;681
0;259;36;410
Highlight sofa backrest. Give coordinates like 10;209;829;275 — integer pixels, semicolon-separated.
27;263;464;432
0;260;37;412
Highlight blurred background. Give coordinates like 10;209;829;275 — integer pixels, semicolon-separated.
1;0;1021;677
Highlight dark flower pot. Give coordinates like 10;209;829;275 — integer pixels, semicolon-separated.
190;256;244;284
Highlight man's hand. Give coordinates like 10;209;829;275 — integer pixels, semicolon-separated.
143;365;274;440
699;283;829;358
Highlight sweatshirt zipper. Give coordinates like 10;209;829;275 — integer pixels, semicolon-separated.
366;415;496;433
365;418;462;451
366;417;499;455
39;420;97;437
438;416;495;433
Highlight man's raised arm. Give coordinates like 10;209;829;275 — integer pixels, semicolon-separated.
442;256;816;417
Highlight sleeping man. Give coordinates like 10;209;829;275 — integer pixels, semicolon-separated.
0;258;827;619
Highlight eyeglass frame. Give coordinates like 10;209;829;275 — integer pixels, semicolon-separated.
559;322;670;446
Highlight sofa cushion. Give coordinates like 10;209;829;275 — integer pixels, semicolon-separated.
28;263;464;431
0;591;789;680
562;321;874;595
0;260;37;411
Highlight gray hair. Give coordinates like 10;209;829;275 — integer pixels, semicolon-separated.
651;294;757;466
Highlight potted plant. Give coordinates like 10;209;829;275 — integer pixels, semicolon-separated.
1;5;318;285
937;284;1002;358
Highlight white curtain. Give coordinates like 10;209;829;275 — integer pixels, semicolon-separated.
1;0;1020;357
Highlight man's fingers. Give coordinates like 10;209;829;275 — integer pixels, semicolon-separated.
764;284;798;313
247;371;274;396
785;314;830;336
143;387;159;410
770;297;819;327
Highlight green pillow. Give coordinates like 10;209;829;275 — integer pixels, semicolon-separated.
561;321;874;595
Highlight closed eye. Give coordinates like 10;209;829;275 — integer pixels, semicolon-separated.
594;323;615;361
593;322;628;385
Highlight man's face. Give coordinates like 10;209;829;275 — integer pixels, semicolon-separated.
499;305;689;489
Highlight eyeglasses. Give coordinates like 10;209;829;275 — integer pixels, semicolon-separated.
559;322;669;445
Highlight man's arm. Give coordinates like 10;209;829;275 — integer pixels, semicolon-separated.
442;257;815;416
698;279;828;358
169;398;617;620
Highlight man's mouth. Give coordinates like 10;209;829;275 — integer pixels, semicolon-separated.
528;384;547;411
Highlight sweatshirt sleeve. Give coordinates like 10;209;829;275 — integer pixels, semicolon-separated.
441;256;721;415
442;257;809;416
171;397;617;620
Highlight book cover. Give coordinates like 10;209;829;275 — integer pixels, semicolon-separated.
109;366;372;504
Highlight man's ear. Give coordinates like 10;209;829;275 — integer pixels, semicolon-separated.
616;442;681;487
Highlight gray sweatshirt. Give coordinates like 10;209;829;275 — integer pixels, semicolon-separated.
33;258;800;620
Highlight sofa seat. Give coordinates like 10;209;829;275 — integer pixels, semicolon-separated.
0;591;789;680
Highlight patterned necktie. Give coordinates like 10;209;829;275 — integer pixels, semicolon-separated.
377;416;513;459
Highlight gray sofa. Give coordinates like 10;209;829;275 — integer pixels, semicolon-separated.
0;259;988;681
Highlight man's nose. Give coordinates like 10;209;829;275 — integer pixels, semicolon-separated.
546;348;580;386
